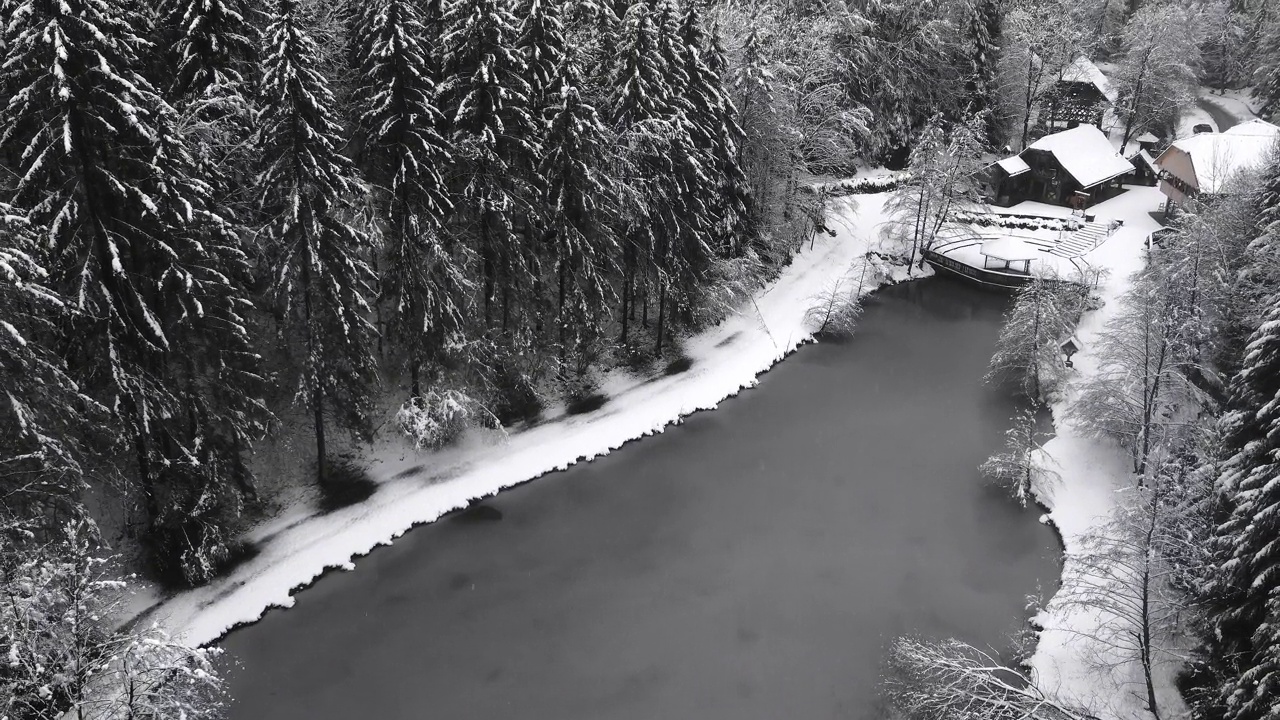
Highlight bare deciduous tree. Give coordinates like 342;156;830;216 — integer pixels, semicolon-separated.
885;117;987;270
1113;2;1201;145
884;636;1087;720
1056;473;1199;720
987;272;1083;400
804;255;876;339
981;404;1058;507
1069;272;1203;479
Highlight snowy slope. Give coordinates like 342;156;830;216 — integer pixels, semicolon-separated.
136;193;912;649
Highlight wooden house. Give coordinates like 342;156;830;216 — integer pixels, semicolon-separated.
984;125;1136;208
1044;57;1117;131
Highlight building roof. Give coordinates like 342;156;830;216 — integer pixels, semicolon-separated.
996;156;1031;177
981;237;1042;262
1158;119;1280;194
1026;125;1136;189
1060;56;1118;104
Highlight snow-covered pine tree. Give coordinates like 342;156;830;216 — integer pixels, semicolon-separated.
1255;13;1280;120
517;0;568;118
681;5;750;257
608;1;678;348
0;206;101;521
644;0;717;353
351;0;464;395
539;58;620;371
649;0;690;102
962;0;1003;144
1201;154;1280;720
1;0;267;583
158;0;259;101
256;0;379;483
439;0;540;331
156;0;261;239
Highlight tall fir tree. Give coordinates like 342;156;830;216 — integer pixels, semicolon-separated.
0;205;101;521
158;0;259;101
1201;156;1280;720
609;1;671;344
0;0;267;583
156;0;261;232
439;0;540;331
1255;15;1280;120
516;0;568;117
539;58;620;369
962;0;1003;144
351;0;463;395
681;5;750;256
256;0;379;483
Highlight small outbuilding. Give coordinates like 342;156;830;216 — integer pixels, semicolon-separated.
980;237;1040;275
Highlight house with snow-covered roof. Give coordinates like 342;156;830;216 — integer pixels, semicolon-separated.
983;125;1135;207
1044;57;1116;131
1155;119;1280;211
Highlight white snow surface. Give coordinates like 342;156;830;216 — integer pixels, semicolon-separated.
1030;184;1190;720
138;193;909;649
1028;125;1136;190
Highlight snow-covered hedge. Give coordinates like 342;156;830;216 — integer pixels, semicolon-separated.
952;211;1083;232
806;172;912;196
395;390;499;450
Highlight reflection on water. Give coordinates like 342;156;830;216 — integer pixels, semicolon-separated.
221;278;1060;720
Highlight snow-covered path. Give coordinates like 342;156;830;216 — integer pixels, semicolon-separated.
1028;185;1182;720
138;194;903;648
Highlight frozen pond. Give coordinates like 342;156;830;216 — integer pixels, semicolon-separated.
221;278;1060;720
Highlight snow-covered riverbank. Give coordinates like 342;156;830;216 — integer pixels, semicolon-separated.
1028;184;1185;720
136;192;915;648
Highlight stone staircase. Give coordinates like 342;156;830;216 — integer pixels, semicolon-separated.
1048;220;1115;258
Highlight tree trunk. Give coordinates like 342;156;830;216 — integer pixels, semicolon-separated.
300;252;327;484
655;282;667;356
1139;481;1163;720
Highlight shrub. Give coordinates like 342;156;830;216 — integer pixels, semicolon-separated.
618;338;656;374
395;389;497;450
566;393;607;415
664;356;694;375
489;364;543;425
317;457;377;513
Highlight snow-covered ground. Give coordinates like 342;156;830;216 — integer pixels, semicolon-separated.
1176;102;1218;139
1201;88;1262;125
1028;184;1187;720
134;192;919;649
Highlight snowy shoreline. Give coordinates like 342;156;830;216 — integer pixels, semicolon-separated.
1028;184;1183;720
136;192;917;648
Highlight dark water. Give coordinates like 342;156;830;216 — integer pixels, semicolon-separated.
221;279;1060;720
